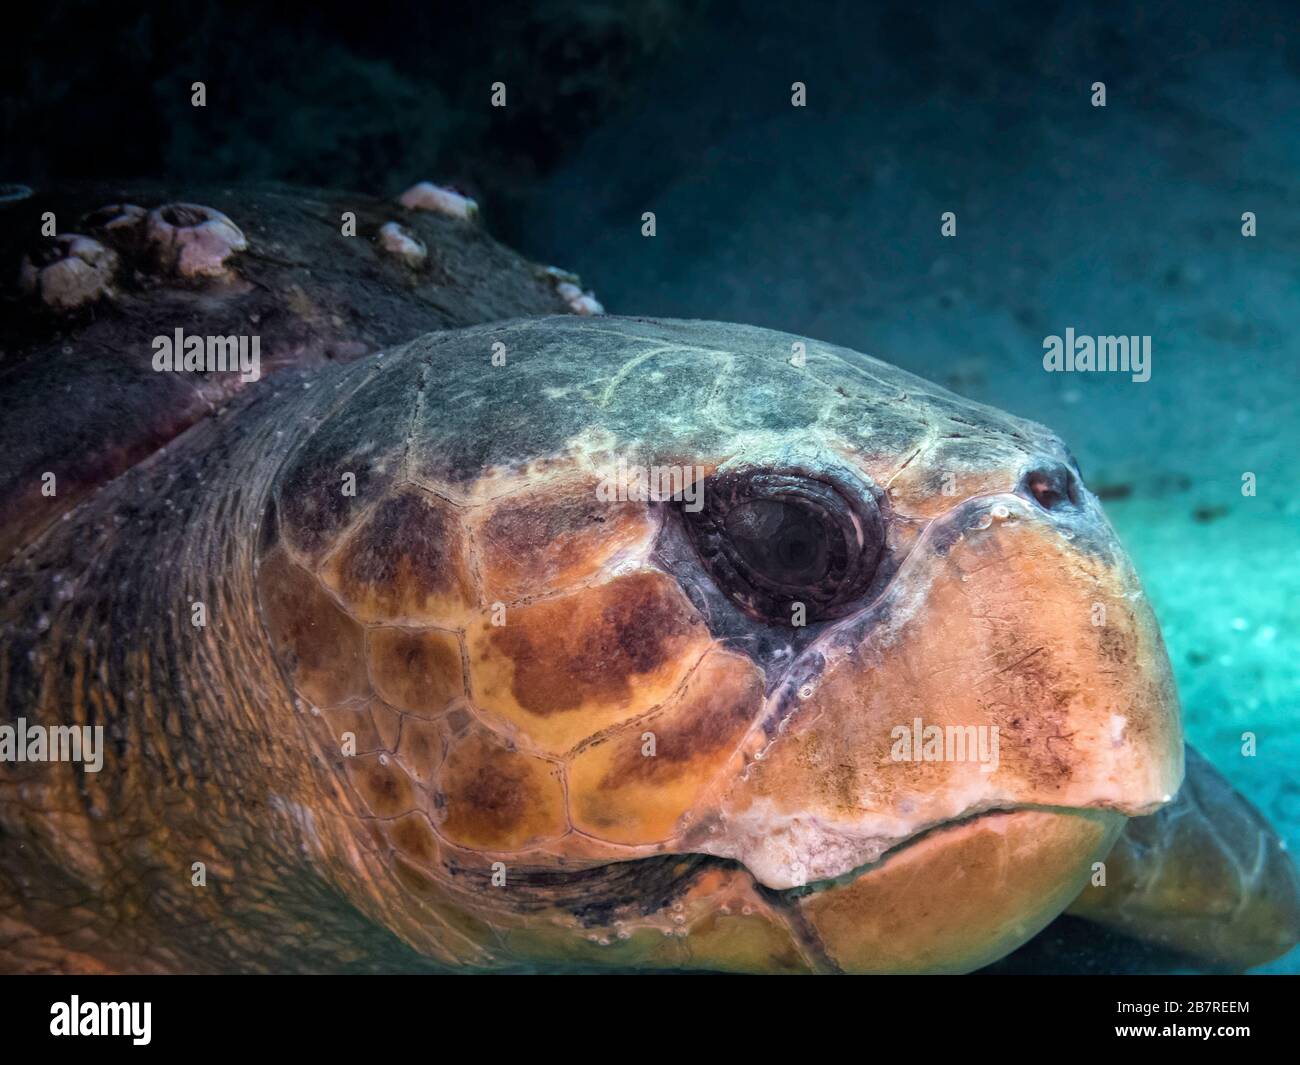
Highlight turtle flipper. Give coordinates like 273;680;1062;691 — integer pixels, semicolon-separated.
1067;744;1300;969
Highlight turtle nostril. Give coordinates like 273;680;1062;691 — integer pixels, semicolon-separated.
1022;465;1080;511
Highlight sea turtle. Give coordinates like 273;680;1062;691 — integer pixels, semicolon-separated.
1;188;1297;974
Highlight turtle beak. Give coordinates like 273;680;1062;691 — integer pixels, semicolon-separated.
687;479;1182;970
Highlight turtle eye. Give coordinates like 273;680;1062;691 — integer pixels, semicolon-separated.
725;499;831;584
681;469;884;624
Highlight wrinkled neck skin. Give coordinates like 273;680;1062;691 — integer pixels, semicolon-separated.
0;356;427;973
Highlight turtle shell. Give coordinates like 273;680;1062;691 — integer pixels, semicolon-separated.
0;181;572;563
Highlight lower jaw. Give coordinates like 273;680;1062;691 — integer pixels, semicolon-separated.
784;806;1127;973
466;806;1125;974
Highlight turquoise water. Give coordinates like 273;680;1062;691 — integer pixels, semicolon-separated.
515;0;1300;972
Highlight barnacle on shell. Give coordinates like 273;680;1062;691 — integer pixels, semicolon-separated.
144;202;247;280
398;181;479;221
19;234;118;310
378;221;428;269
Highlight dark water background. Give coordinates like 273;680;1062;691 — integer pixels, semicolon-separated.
6;0;1298;973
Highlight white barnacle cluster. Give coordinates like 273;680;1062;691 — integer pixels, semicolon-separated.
398;180;479;221
377;221;428;269
143;202;248;279
19;234;119;311
21;200;249;312
384;181;481;269
541;265;605;316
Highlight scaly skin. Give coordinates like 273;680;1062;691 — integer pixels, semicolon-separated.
0;363;433;971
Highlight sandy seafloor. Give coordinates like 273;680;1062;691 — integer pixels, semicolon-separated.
511;1;1300;972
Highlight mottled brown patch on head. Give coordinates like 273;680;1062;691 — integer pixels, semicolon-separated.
473;478;657;602
359;818;389;854
273;358;422;562
1098;621;1133;668
368;627;463;717
388;811;440;865
466;569;710;753
258;547;368;707
321;488;474;624
436;727;567;850
277;446;401;564
346;752;416;818
568;649;762;845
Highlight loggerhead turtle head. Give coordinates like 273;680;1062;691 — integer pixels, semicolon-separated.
254;316;1182;972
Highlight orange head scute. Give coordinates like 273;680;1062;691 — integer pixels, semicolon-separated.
473;478;658;602
321;488;475;626
259;547;368;708
466;569;712;754
569;648;763;845
435;725;568;851
346;751;418;819
320;698;402;756
385;812;441;866
368;627;463;717
395;716;448;786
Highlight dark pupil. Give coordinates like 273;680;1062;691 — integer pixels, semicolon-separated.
724;500;828;582
778;531;812;567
